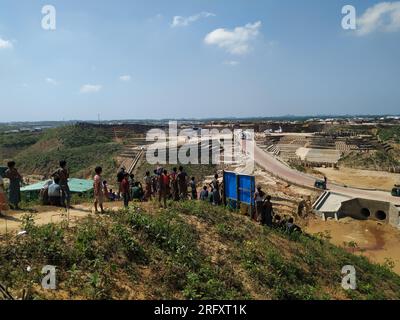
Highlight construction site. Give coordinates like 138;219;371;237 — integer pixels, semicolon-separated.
1;117;400;299
257;131;396;170
3;0;400;306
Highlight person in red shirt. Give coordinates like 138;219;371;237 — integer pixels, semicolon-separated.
162;170;170;196
158;170;170;208
121;173;130;208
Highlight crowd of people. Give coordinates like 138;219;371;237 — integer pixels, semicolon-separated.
108;166;302;233
0;160;302;234
109;166;224;211
0;160;75;213
254;185;302;233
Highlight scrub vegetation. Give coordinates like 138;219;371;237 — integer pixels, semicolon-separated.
339;150;400;171
1;201;399;300
0;124;121;181
378;126;400;143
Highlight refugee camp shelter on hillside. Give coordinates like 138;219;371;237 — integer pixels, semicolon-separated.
21;178;94;199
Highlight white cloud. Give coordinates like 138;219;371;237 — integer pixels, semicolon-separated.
204;21;262;55
119;75;131;82
223;60;240;66
0;37;13;49
80;84;102;94
171;12;215;27
357;2;400;35
46;78;58;85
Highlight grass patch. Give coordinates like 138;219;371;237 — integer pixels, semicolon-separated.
1;201;399;300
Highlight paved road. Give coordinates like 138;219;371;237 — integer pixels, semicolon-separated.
254;145;400;205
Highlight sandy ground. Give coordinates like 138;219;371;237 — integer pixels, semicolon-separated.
254;145;400;205
315;167;400;191
0;202;124;235
306;217;400;275
253;165;400;276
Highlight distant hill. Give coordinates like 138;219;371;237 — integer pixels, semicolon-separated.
0;124;122;181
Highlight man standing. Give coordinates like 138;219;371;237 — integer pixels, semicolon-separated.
52;160;70;209
261;195;273;227
210;174;221;205
143;171;152;201
177;166;188;200
5;161;23;210
190;177;197;200
152;169;159;195
170;167;179;201
254;185;265;222
158;170;169;208
162;169;171;199
121;173;130;208
117;167;126;197
93;166;105;214
297;196;306;218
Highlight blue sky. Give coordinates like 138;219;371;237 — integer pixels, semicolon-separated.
0;0;399;121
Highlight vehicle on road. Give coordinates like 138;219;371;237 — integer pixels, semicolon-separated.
392;186;400;197
315;179;327;190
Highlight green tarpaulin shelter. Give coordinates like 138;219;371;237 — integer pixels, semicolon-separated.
21;178;93;194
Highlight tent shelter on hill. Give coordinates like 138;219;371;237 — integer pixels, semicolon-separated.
21;178;94;200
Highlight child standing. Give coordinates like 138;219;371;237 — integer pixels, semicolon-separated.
190;177;197;200
93;167;105;214
121;173;130;208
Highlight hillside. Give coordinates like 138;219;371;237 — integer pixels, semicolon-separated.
1;201;399;300
339;150;400;172
0;124;122;181
378;126;400;144
336;125;400;172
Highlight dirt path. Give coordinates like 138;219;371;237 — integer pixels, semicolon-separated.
0;202;124;235
305;217;400;275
